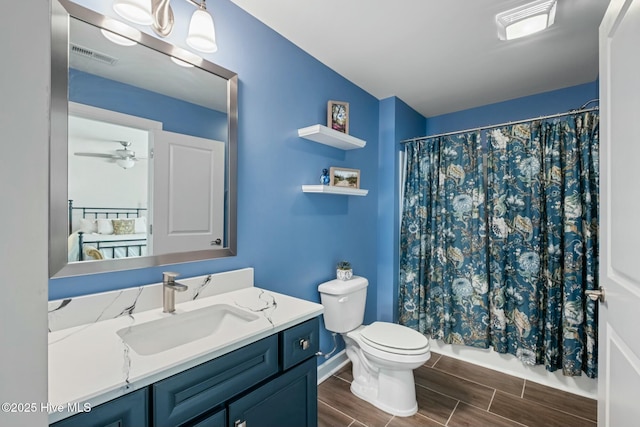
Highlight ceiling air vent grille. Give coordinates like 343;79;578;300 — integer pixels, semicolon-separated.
70;43;118;65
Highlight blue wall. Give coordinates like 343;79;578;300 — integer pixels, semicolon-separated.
69;69;228;141
426;81;599;135
377;98;425;322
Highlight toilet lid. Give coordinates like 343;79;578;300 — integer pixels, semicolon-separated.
360;322;429;351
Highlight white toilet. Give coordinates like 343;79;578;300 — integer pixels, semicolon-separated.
318;276;430;417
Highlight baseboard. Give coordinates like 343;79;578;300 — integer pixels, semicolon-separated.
430;340;598;399
317;349;349;384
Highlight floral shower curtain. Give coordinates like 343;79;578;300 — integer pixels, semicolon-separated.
542;112;599;378
398;133;490;348
486;123;545;367
399;112;599;378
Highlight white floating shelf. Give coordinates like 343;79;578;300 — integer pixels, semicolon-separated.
298;125;366;150
302;185;369;196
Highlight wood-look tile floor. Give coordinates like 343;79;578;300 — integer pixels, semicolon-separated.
318;352;597;427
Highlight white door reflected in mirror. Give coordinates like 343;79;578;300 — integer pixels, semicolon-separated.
152;130;225;255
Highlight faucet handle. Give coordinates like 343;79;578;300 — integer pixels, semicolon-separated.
163;271;180;282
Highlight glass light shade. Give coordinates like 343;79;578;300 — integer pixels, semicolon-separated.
116;158;136;169
101;29;137;47
186;9;218;53
113;0;153;26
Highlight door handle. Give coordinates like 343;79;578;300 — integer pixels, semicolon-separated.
585;287;605;303
211;238;222;246
235;420;247;427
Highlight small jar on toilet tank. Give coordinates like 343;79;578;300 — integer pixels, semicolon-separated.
336;261;353;281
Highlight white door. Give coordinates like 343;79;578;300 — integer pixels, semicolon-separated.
598;0;640;425
151;130;225;255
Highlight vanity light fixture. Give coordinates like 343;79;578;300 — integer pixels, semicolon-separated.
113;0;153;25
170;56;195;67
113;0;217;53
101;29;138;46
496;0;557;41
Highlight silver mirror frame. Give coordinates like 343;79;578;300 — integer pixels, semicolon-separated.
50;0;237;278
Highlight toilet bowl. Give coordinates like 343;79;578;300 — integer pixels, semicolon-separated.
344;323;430;416
318;277;430;416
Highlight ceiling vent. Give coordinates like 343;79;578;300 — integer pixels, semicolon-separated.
70;43;119;65
496;0;557;41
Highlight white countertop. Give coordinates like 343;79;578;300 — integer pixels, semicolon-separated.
48;286;323;423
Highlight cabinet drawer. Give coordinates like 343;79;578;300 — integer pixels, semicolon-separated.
50;388;148;427
153;335;278;427
280;317;319;370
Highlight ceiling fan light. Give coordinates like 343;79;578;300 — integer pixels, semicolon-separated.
113;0;153;26
496;0;557;41
186;8;218;53
116;158;136;169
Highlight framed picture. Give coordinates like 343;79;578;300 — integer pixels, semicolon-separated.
329;167;360;189
327;100;349;134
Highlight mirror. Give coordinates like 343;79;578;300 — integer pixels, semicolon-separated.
50;0;237;278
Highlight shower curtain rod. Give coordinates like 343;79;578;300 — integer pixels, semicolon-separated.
400;99;600;144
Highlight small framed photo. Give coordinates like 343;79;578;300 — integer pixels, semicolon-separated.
327;100;349;134
329;167;360;189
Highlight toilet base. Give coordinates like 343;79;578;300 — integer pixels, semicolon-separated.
346;344;421;417
350;372;418;417
337;325;430;417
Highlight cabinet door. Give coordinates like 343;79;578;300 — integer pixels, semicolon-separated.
50;388;148;427
228;358;317;427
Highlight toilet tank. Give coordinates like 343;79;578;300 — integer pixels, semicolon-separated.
318;276;368;333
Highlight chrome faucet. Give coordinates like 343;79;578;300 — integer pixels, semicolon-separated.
162;272;188;313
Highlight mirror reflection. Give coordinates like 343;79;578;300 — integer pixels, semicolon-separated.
50;1;237;278
68;114;150;261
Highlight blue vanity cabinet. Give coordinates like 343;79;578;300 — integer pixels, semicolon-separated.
171;317;319;427
50;388;148;427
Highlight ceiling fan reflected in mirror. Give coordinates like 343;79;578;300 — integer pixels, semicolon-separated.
74;140;147;169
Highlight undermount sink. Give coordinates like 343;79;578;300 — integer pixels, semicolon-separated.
117;304;260;355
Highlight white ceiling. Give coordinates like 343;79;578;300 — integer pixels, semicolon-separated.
68;115;148;162
230;0;610;117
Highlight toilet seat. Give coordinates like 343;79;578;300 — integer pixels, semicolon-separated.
352;322;430;356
